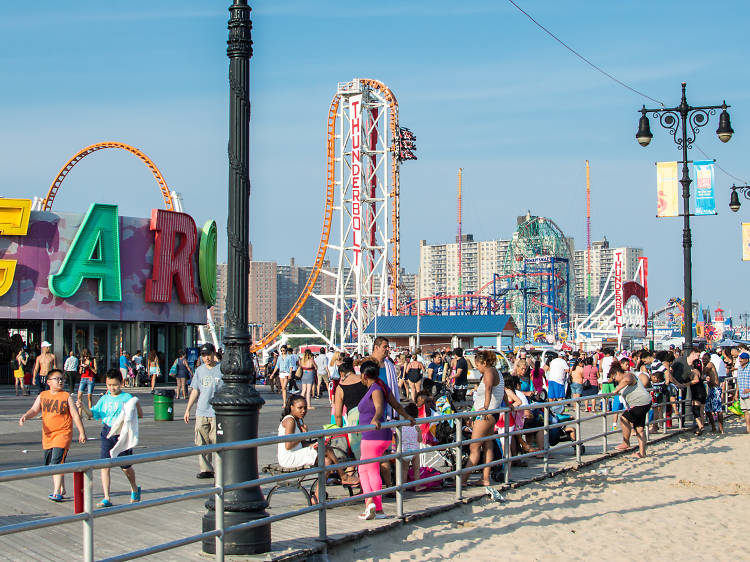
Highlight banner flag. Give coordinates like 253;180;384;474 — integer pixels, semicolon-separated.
694;160;717;216
743;223;750;261
656;161;679;217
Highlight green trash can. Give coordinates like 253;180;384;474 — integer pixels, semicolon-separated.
153;389;175;421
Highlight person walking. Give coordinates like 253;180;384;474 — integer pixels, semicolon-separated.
77;349;97;420
119;351;131;388
173;349;192;399
298;350;318;410
184;343;224;479
32;341;56;394
63;350;79;395
147;350;161;394
19;368;87;501
271;346;295;407
14;346;30;396
87;369;143;507
314;351;329;400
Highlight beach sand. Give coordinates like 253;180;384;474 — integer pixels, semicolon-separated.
329;423;750;561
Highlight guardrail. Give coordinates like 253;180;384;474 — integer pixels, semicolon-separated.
0;377;736;561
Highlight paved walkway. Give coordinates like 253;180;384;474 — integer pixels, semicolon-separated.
0;385;687;561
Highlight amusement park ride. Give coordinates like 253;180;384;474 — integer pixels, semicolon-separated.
36;95;654;353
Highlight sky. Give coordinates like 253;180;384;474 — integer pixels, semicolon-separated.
1;0;749;319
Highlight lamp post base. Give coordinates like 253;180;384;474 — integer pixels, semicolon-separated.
201;509;271;555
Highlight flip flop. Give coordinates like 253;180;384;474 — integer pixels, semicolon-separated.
615;443;630;451
630;452;645;459
48;494;64;502
130;486;141;503
97;499;113;508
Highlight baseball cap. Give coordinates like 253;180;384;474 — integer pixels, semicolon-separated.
740;352;750;360
41;341;52;348
200;342;216;355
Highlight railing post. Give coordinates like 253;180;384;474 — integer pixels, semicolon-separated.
215;450;225;562
602;396;608;454
574;400;582;464
543;406;550;474
503;410;511;484
679;388;685;429
317;436;327;542
455;418;463;500
83;468;94;562
395;425;404;519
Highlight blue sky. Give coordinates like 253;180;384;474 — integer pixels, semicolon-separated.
1;1;749;318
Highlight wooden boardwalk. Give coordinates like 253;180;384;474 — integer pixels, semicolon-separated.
0;387;691;561
0;426;688;561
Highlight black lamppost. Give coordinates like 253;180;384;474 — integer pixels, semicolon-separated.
728;184;750;212
203;0;271;555
636;82;733;349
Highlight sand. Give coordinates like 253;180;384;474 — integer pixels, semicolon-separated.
328;422;750;561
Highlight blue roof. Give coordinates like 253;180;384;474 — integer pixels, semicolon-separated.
363;315;517;336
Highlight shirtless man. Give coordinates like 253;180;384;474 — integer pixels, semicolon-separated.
33;341;57;394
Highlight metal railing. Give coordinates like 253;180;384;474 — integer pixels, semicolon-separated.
0;378;736;561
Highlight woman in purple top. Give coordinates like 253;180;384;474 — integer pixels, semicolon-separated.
357;361;414;521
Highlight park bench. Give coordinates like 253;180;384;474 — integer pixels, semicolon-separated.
262;463;359;506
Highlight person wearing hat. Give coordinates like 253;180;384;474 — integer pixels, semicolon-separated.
734;351;750;434
183;343;224;479
33;341;57;395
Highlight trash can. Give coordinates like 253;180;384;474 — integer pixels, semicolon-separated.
153;389;175;421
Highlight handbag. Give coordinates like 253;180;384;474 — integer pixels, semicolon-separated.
169;361;178;378
583;380;592;391
295;366;303;380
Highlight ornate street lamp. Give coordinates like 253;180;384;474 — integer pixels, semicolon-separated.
729;184;750;213
203;0;271;555
636;82;733;349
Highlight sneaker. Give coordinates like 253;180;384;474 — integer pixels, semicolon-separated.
196;471;214;479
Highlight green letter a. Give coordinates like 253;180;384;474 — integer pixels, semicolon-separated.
49;203;122;301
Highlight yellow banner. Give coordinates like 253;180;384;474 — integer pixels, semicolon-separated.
656;161;679;217
743;223;750;261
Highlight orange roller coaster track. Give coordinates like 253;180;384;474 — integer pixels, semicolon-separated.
43;142;174;211
251;78;402;352
250;96;340;352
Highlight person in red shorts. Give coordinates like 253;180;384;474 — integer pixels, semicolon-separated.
19;368;87;501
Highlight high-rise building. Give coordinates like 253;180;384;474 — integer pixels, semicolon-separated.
276;258;336;333
210;262;229;337
418;235;512;298
249;260;277;339
573;238;643;316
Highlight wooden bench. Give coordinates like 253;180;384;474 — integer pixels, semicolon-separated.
262;463;359;506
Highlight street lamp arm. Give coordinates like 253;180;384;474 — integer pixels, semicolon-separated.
642;107;718;151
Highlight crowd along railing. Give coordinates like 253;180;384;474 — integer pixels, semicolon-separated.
0;377;736;562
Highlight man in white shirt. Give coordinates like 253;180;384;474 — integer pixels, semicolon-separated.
548;354;569;400
600;349;615;385
314;352;329;399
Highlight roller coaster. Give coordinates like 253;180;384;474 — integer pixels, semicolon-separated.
253;78;416;353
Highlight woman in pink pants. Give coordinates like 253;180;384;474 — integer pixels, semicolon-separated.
357;361;414;520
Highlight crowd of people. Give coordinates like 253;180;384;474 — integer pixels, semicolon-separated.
11;334;750;517
265;338;750;520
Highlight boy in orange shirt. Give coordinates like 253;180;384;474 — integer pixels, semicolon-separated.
19;368;87;501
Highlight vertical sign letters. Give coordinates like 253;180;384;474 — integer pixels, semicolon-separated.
48;203;122;301
145;209;199;304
